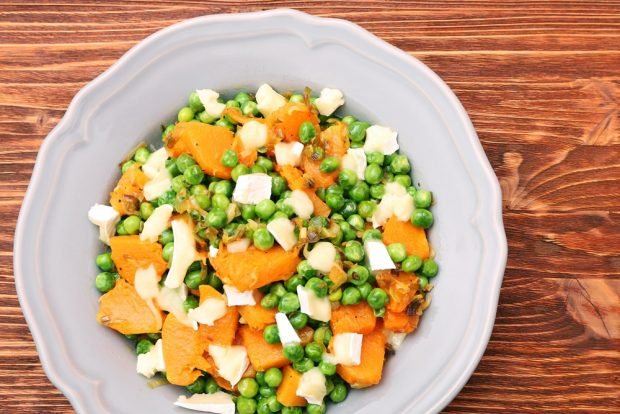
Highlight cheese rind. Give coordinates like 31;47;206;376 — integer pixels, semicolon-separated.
232;173;272;205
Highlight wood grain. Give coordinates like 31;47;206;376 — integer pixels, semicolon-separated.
1;1;619;412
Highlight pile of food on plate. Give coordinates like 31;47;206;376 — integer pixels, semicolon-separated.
88;84;437;414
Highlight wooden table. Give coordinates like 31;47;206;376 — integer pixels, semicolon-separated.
1;1;618;412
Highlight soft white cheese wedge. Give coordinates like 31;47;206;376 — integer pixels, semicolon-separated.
139;204;173;242
385;330;407;351
283;190;314;219
274;141;304;167
267;217;297;251
142;147;172;201
208;345;249;387
157;284;194;328
314;88;345;116
256;84;287;116
226;238;251;254
174;391;235;414
275;312;301;345
209;245;219;258
136;339;165;378
134;265;162;327
188;297;227;326
196;89;226;118
306;242;337;273
364;239;396;271
237;120;269;153
341;148;367;180
165;218;200;289
296;367;328;405
88;204;120;245
297;286;331;322
223;285;256;306
232;173;272;205
332;333;363;366
363;125;399;155
371;182;414;228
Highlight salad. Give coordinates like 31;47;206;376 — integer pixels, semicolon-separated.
88;84;437;414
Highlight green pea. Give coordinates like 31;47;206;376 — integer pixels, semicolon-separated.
347;266;369;286
184;270;205;289
137;202;154;221
366;151;384;165
369;184;385;199
407;186;417;198
263;324;280;344
238;204;255;221
339;221;356;242
135;339;153;355
374;307;386;317
285;275;304;293
260;293;279;309
215;117;234;131
305;342;325;362
95;272;116;293
231;164;250;182
421;258;439;278
328;288;342;302
367;288;389;310
255;199;276;220
235;92;252;105
270;282;287;298
362;229;382;242
330;383;348;403
242;100;259;116
325;378;335;394
282;407;302;414
207;272;223;290
412;208;433;228
283;343;304;362
305;277;328;298
309;216;328;229
344;241;364;263
265;395;281;412
238;377;259;398
256;156;274;172
220;149;239;168
251;164;267;174
357;282;373;299
299;121;317;144
347;214;365;231
123;215;142;235
338;169;357;189
177;106;195;122
264;367;283;387
96;252;114;272
202;376;219;394
206;209;227;229
340;199;357;218
165;159;181;177
313;326;332;346
276;199;295;217
170;175;186;193
341;115;356;125
358;200;377;218
133;147;151;164
259;385;276;398
387;243;407;263
190;184;208;196
162;124;175;139
211;194;230;210
253;228;274;251
289;93;304;103
364;164;383;184
184;164;205;185
419;275;429;290
401;255;423;272
319;156;340;173
348;181;370;202
348;121;369;142
121;160;136;174
278;292;300;313
297;260;317;279
414;190;432;208
389;154;411;174
176;154;196;173
269;174;287;197
183;295;199;312
394;174;412;188
186;377;206;394
225;99;240;109
293;357;314;373
326;193;345;210
213;180;233;197
316;187;327;201
159;228;173;245
162;242;174;261
194;194;211;210
197;110;217;124
236;396;257;414
341;286;362;305
319;360;336;376
288;312;308;330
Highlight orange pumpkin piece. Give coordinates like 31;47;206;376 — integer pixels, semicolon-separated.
96;279;162;335
376;271;420;313
162;313;211;386
328;264;348;289
383;310;420;333
198;285;238;347
336;324;386;388
382;215;430;259
239;326;290;371
238;291;277;330
273;103;320;142
321;123;349;157
109;163;147;215
305;190;331;217
209;245;301;291
109;235;168;284
166;122;234;179
277;365;307;407
330;302;377;335
300;155;337;188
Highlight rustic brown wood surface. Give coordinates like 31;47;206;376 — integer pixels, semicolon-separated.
1;1;619;412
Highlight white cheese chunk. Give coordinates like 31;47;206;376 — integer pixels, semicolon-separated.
332;333;363;366
139;204;173;242
157;284;194;328
223;285;256;306
209;245;219;258
237;120;269;152
296;367;327;405
297;286;331;322
275;312;301;345
165;218;200;289
134;265;159;301
274;141;304;167
283;190;314;219
364;239;396;271
174;391;235;414
226;238;251;254
341;148;367;180
256;84;287;116
188;297;228;326
136;339;165;378
314;88;345;116
208;345;249;387
385;331;407;351
267;217;297;251
142;147;172;201
141;147;168;178
88;204;120;245
306;242;337;274
232;173;272;205
363;125;399;155
371;182;414;228
196;89;226;118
